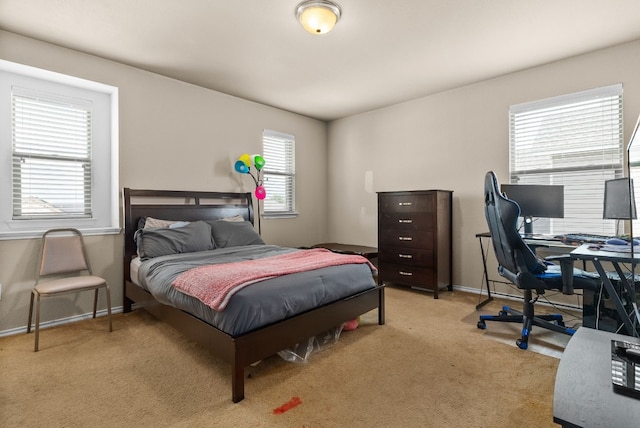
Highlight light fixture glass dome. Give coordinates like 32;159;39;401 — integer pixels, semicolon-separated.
296;0;342;35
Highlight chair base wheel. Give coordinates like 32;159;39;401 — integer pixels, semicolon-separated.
516;339;528;350
477;320;486;330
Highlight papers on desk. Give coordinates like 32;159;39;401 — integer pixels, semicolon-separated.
598;244;640;253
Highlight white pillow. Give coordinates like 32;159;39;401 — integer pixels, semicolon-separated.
144;217;183;229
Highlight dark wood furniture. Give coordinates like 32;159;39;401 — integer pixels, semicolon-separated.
123;188;385;403
377;190;453;298
311;243;378;261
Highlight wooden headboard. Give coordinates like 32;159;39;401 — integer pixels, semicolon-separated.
122;188;254;281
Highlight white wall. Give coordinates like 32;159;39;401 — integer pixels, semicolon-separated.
327;40;640;296
1;30;638;333
0;31;328;333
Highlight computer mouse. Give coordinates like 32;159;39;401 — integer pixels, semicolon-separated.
606;238;631;246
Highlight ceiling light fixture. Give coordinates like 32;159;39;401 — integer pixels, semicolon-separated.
295;0;342;35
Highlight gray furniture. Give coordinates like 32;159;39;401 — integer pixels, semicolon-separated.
554;327;640;427
570;243;640;336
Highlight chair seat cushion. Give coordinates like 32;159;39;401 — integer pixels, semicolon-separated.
35;276;106;295
537;264;600;290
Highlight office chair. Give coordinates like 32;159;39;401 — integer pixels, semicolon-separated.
477;172;599;349
27;228;112;351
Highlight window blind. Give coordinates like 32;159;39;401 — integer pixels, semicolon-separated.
262;130;296;215
627;115;640;234
12;87;93;219
509;84;623;235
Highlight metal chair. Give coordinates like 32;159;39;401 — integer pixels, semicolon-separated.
27;228;112;351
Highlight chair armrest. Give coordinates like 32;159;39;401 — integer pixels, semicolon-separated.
547;255;574;295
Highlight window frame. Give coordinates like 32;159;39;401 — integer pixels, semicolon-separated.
0;59;119;239
508;84;624;236
262;129;297;218
627;115;640;236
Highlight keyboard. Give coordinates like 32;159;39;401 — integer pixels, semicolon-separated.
521;233;558;241
611;339;640;400
556;233;611;244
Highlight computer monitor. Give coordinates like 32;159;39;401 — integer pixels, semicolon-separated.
500;183;564;234
603;177;637;220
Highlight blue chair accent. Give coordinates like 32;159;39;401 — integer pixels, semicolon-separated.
477;172;599;350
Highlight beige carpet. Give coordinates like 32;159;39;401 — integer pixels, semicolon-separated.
1;287;564;427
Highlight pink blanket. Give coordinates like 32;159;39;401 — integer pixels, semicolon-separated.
172;248;376;311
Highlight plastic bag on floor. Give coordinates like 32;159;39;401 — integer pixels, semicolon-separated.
277;325;344;364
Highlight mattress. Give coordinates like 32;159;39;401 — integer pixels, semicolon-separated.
132;244;377;337
130;256;142;286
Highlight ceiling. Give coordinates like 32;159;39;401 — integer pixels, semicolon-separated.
1;0;640;121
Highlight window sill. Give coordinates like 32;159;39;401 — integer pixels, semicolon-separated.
262;212;299;219
0;227;121;241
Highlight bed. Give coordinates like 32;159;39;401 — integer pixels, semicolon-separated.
122;188;385;402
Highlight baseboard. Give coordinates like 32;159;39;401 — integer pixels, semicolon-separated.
0;306;122;338
451;284;582;311
1;286;580;338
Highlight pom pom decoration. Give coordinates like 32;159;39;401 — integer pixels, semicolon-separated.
342;317;360;331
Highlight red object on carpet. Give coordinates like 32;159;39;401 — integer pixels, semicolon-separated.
273;396;302;414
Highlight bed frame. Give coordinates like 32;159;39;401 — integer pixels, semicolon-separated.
122;188;385;402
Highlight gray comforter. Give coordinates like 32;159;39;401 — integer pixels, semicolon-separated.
136;245;377;336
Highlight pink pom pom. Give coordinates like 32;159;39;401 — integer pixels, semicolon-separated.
343;318;359;331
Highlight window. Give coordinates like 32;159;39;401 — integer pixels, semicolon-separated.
627;115;640;235
0;60;119;239
509;84;623;236
12;87;93;219
262;130;296;217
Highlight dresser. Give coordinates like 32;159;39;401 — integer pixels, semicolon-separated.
377;190;453;298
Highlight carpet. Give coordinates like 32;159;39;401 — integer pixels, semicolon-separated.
0;287;562;427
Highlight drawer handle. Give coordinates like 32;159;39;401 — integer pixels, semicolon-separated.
398;202;413;206
398;254;413;259
398;219;413;224
398;236;412;241
399;271;413;276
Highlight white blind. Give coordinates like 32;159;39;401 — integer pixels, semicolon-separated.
12;87;93;219
509;84;623;235
628;115;640;235
262;130;295;214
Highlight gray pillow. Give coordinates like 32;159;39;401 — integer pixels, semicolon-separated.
135;220;215;260
208;220;265;248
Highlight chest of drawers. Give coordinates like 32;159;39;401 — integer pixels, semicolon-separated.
377;190;453;298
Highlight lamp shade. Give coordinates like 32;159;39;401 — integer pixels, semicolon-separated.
296;0;341;34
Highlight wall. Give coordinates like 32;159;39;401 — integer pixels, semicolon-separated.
0;31;328;333
327;40;640;299
2;32;638;333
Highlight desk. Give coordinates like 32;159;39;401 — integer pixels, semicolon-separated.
475;232;575;310
570;244;640;337
553;327;640;427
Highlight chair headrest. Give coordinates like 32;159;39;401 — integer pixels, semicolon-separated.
484;171;545;275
